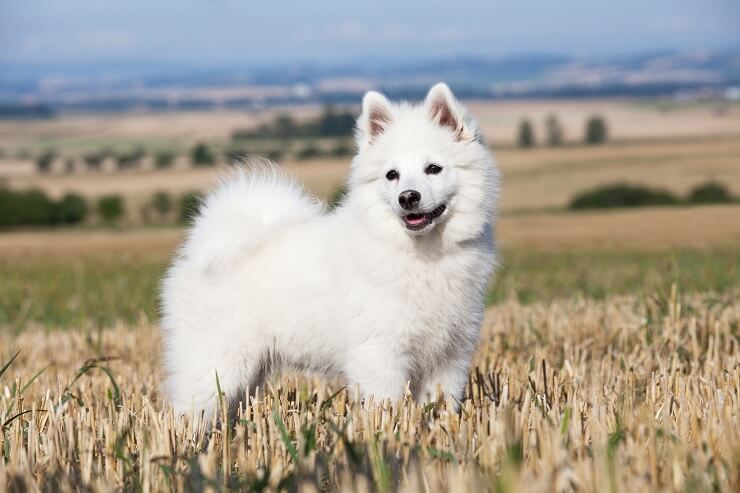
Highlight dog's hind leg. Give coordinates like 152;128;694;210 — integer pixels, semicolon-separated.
164;340;260;421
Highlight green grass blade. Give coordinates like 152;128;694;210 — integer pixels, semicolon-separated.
0;351;21;381
19;364;50;395
273;406;299;464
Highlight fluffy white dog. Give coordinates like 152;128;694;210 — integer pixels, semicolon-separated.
161;83;499;417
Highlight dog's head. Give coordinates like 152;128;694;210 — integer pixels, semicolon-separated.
348;83;498;246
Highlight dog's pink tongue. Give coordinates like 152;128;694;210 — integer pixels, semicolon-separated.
406;215;427;225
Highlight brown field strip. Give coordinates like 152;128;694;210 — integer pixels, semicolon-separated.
3;134;740;214
1;99;739;151
498;205;740;250
498;136;740;211
2;159;350;203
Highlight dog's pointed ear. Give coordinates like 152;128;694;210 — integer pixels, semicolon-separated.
356;90;393;148
425;83;476;142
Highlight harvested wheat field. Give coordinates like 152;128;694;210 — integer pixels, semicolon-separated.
1;289;738;491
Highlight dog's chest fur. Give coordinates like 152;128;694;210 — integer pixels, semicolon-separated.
356;236;492;370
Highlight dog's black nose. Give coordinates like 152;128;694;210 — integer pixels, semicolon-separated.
398;190;421;210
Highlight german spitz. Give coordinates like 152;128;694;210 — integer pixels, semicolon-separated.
161;83;499;417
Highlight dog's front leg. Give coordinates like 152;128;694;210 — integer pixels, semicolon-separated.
343;342;408;405
418;354;471;411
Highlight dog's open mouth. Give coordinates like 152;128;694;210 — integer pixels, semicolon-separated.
403;204;446;231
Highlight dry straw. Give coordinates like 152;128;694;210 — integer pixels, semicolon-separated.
1;288;738;491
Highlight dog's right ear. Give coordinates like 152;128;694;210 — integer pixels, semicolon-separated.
356;91;393;148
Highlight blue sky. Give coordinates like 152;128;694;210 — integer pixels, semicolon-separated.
1;0;739;66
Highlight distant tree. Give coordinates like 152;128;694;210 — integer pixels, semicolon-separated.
0;148;5;159
24;190;54;224
191;143;215;166
179;191;203;224
584;116;608;145
518;119;535;148
688;182;734;204
296;143;322;160
331;141;354;157
224;148;249;164
84;152;105;172
0;188;16;227
64;158;76;174
117;147;145;170
0;188;55;227
266;149;283;162
97;195;124;224
274;114;297;138
36;151;55;173
152;191;172;217
252;124;273;138
155;150;175;169
231;128;253;140
545;114;564;147
317;105;356;137
569;183;678;210
55;193;87;224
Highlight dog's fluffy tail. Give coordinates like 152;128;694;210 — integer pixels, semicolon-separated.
181;162;324;272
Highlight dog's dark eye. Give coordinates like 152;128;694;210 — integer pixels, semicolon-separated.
425;163;443;175
385;169;399;181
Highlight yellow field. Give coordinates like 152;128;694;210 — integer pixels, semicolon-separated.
1;291;737;491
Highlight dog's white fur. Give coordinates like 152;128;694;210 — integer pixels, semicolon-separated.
161;83;499;417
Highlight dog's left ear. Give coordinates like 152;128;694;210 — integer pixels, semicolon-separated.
425;83;476;142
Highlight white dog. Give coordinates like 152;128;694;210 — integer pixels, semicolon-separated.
161;83;499;417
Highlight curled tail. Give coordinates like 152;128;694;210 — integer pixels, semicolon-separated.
181;163;324;272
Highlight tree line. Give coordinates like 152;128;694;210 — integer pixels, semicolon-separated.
518;115;608;148
231;105;356;140
569;181;738;210
0;187;205;229
30;138;356;175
